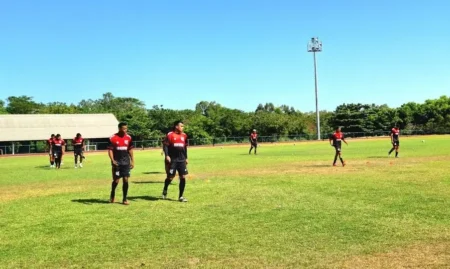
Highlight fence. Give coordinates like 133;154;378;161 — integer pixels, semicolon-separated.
1;129;444;155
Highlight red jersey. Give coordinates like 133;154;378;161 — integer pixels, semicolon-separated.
47;137;54;147
250;133;258;143
52;139;66;153
73;137;84;150
164;131;188;162
391;128;400;140
331;132;344;147
108;133;133;165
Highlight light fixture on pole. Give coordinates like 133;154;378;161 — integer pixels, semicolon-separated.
307;37;322;140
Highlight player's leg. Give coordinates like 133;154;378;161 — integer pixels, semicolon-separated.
389;142;395;156
253;143;257;155
338;151;345;166
49;152;55;167
177;162;189;202
79;152;84;167
110;166;120;203
74;153;78;168
333;149;338;166
122;176;129;205
249;144;253;154
395;141;399;158
162;161;175;199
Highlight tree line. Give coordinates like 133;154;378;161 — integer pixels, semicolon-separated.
1;93;449;142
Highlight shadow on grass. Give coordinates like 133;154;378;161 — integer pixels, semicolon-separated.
128;196;173;201
142;171;165;175
132;181;165;184
302;164;333;168
71;198;110;205
35;166;72;170
367;156;389;159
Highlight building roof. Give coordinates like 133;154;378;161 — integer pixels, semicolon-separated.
0;114;119;142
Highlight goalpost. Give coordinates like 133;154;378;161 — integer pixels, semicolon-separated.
85;144;97;152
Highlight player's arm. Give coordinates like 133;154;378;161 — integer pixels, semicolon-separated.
107;139;118;166
82;140;86;151
128;148;134;169
342;137;348;145
62;141;66;154
329;135;334;146
184;144;188;165
163;135;171;163
390;130;394;143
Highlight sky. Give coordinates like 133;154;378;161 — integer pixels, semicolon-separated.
0;0;449;112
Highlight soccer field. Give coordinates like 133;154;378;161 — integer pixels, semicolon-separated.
1;136;450;269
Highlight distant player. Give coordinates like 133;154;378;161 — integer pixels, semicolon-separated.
329;127;348;167
52;134;66;169
47;134;55;168
108;122;134;205
162;120;189;202
388;125;400;158
73;133;85;168
249;129;258;155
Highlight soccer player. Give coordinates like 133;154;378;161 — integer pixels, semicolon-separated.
249;129;258;155
47;134;55;168
52;134;66;169
388;125;400;158
162;120;189;202
329;127;348;167
108;122;134;205
73;133;85;168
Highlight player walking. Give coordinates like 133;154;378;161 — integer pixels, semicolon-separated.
52;134;65;169
388;126;400;158
329;127;348;167
47;134;55;168
73;133;85;168
108;122;134;205
162;120;189;202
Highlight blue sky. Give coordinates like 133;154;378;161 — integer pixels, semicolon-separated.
0;0;449;112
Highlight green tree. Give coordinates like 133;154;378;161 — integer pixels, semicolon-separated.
6;96;44;114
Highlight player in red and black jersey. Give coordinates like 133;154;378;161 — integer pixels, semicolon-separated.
329;127;348;167
162;120;189;202
108;122;134;205
388;126;400;158
249;129;258;155
73;133;85;168
52;134;66;169
47;134;55;168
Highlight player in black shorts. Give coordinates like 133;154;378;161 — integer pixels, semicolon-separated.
329;127;348;166
108;122;134;205
52;134;66;169
162;120;189;202
249;129;258;155
73;133;85;168
388;126;400;158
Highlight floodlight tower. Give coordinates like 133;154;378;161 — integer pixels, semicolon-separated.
307;37;323;140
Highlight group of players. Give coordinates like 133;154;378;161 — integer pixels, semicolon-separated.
69;120;401;206
328;125;401;166
107;121;189;205
46;133;85;169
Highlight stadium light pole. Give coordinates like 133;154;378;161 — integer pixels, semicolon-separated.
307;37;322;140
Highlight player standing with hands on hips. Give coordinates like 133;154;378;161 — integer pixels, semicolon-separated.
108;122;134;205
162;120;189;202
329;127;348;167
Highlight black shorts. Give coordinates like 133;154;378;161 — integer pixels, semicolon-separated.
168;161;188;178
74;150;83;156
53;152;63;159
251;142;258;147
113;165;131;179
392;140;400;147
334;146;341;153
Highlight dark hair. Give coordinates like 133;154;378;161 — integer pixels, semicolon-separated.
336;127;341;131
173;120;183;129
56;134;61;138
51;134;55;137
76;133;81;137
118;122;128;129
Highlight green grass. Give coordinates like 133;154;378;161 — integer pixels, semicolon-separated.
1;136;450;268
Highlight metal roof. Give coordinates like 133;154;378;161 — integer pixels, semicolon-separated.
0;114;119;142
